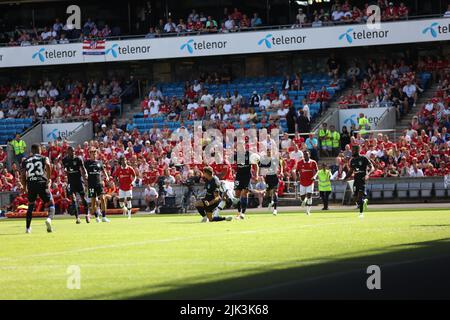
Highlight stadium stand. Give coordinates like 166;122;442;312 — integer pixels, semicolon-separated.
0;118;33;145
1;1;445;46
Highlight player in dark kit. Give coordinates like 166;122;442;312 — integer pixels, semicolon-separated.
84;148;111;223
259;150;284;216
62;146;89;224
346;145;374;217
234;149;259;219
19;144;55;233
195;166;232;223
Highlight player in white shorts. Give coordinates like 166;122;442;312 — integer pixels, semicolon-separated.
113;157;137;219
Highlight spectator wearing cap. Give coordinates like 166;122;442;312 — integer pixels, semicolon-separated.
384;2;399;20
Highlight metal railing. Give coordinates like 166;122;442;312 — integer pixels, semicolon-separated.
1;14;447;47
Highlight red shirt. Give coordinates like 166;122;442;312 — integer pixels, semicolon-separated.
296;159;318;186
215;163;233;181
114;166;136;191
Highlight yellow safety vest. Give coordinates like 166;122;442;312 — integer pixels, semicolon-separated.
331;131;340;148
318;169;332;192
11;139;26;155
358;117;370;135
319;129;332;147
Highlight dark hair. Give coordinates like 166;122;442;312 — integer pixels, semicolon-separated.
203;166;213;175
31;144;40;154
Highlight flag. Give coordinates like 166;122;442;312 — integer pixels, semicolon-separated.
82;40;105;55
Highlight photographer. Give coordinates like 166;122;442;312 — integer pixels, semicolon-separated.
181;170;200;212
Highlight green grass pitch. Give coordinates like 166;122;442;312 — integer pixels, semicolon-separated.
0;209;449;300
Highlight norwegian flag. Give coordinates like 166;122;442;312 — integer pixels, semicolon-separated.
82;40;106;55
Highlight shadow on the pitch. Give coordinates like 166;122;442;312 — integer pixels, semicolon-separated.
82;237;450;300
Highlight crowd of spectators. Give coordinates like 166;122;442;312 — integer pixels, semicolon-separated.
7;0;449;46
293;0;410;29
0;77;128;123
337;56;450;122
1;61;449;214
1;17;120;46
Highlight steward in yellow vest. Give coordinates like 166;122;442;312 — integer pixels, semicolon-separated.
316;163;332;210
318;123;331;156
329;125;340;156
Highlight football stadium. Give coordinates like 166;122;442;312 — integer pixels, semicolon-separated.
1;0;450;306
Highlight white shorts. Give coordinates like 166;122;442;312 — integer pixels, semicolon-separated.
119;189;133;199
299;183;314;196
220;180;235;193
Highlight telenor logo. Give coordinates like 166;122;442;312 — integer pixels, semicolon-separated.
105;44;119;57
32;47;76;62
179;39;227;54
105;43;151;58
422;22;440;38
258;34;273;48
338;28;389;44
180;39;195;53
339;29;354;44
47;128;58;139
257;33;306;49
32;48;46;62
344;114;357;126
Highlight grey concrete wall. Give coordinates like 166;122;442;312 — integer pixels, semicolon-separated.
67;121;93;146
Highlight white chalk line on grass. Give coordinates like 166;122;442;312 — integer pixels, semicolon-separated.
0;220;358;263
212;252;450;299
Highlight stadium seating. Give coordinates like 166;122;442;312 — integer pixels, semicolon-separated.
408;182;421;198
420;182;433;198
382;184;396;199
0;118;33;145
395;183;409;198
134;74;341;133
370;184;383;199
434;182;447;198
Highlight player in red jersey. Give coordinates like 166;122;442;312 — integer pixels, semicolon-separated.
296;150;318;215
114;156;137;219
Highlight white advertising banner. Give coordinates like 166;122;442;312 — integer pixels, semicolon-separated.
1;18;449;68
338;108;387;131
42;122;85;142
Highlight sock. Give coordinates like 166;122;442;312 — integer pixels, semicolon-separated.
72;202;79;218
273;194;278;209
48;206;55;220
120;202;127;215
307;197;312;207
93;208;98;218
240;197;248;214
196;206;206;217
217;200;226;210
102;210;106;218
81;198;88;215
212;216;226;222
126;200;132;214
26;203;35;229
359;199;364;213
237;200;241;213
